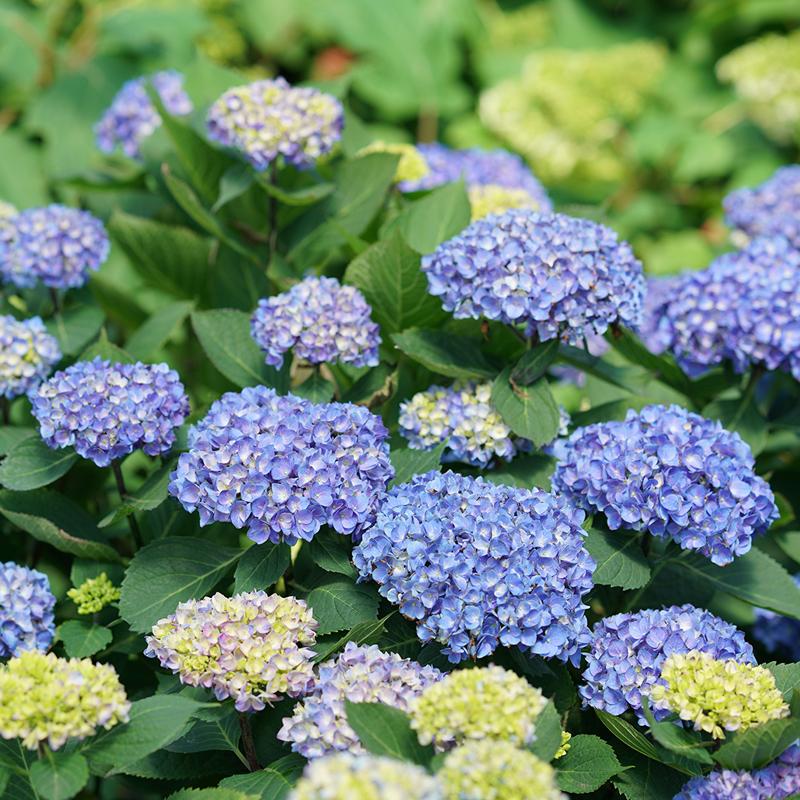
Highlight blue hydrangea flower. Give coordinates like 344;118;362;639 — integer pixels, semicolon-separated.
0;205;109;290
0;316;61;399
551;404;777;565
353;470;594;664
95;71;193;159
169;387;393;545
251;277;380;369
31;358;189;468
752;573;800;661
207;77;343;170
278;642;442;758
724;165;800;247
0;562;55;657
580;604;754;723
637;274;682;355
421;210;645;344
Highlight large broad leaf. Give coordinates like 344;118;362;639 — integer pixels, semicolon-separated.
126;301;194;360
292;372;334;403
642;702;713;765
79;330;135;364
306;581;379;636
766;662;800;700
45;305;105;356
485;454;555;491
511;341;560;386
219;754;306;800
233;544;291;593
556;735;624;794
612;751;687;800
491;367;561;447
595;710;662;763
167;790;253;800
585;528;651;590
713;715;800;770
308;529;356;578
119;537;242;632
704;394;768;456
167;706;242;758
30;752;89;800
345;702;434;766
392;329;497;379
58;620;113;659
527;701;563;762
313;614;392;663
0;437;77;491
557;345;649;393
399;180;471;254
389;441;446;486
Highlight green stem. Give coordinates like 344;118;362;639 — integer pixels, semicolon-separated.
267;161;279;264
111;461;143;550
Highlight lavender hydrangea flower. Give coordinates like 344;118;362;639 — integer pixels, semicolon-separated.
421;210;645;344
353;470;594;664
551;404;777;565
752;574;800;661
251;277;380;369
0;316;60;399
30;358;189;468
169;387;393;545
278;642;442;758
637;274;682;355
95;71;193;159
0;562;55;657
207;77;343;170
580;604;754;723
0;205;109;289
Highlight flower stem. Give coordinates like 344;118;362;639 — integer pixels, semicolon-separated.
267;161;279;264
0;397;9;426
239;713;261;772
49;287;61;315
111;461;143;550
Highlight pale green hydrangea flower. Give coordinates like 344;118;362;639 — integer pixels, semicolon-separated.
357;141;429;184
67;572;121;615
468;185;543;221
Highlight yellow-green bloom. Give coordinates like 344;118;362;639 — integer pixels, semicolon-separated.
554;730;571;759
468;185;543;221
409;665;546;748
0;651;130;750
358;141;429;184
67;572;120;615
650;650;789;739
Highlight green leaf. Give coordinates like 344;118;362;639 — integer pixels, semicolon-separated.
219;754;306;800
344;701;434;766
595;710;662;763
341;364;393;404
0;437;77;491
612;751;687;800
556;735;623;794
214;164;255;212
642;702;713;765
703;394;768;456
484;454;555;491
389;441;446;486
308;529;356;578
313;614;392;663
0;427;36;456
292;372;334;403
30;752;88;800
167;790;254;800
511;341;560;386
491;367;560;447
167;706;242;757
765;662;800;699
714;716;800;770
99;459;176;528
400;180;471;254
58;620;113;658
79;330;135;364
233;544;291;593
585;528;651;590
307;581;379;636
260;179;335;207
557;345;649;393
119;537;242;632
328;153;399;236
126;301;194;360
392;330;497;379
527;701;563;762
46;306;105;356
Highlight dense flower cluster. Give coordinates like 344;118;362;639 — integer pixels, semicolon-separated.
580;604;755;722
67;573;121;615
421;210;644;343
0;562;55;657
0;204;109;289
551;404;777;565
207;77;343;169
357;141;429;184
251;276;380;369
31;358;189;467
145;591;317;712
353;471;594;663
289;753;443;800
279;642;441;758
0;315;60;399
409;665;545;748
752;574;800;661
0;651;130;750
95;70;193;158
169;387;392;545
468;185;544;221
650;650;788;738
438;740;565;800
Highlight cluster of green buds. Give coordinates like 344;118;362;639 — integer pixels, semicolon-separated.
67;572;121;615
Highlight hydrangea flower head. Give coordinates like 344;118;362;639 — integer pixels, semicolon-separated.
251;277;380;369
650;650;788;738
289;753;443;800
357;141;429;184
0;204;109;289
0;201;16;224
31;358;189;468
278;642;441;758
0;651;130;750
638;274;682;355
468;185;544;221
95;71;193;158
0;315;61;399
421;210;644;343
551;404;777;565
409;665;546;748
438;740;565;800
580;604;755;722
0;562;55;657
169;386;392;545
145;591;317;712
353;470;594;663
752;574;800;661
67;573;120;615
207;77;343;170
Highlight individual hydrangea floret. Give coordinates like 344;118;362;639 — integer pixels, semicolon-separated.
438;740;565;800
169;387;392;545
0;204;109;289
95;71;193;158
468;185;544;221
207;77;343;170
145;591;317;712
0;562;55;657
31;358;189;468
289;752;444;800
0;651;130;750
353;471;594;663
421;210;645;344
357;141;429;184
752;574;800;661
409;665;546;748
551;404;777;565
278;642;441;759
251;277;380;369
580;604;755;723
0;316;61;399
67;573;120;615
650;650;788;739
